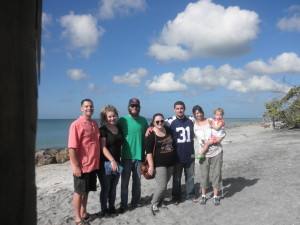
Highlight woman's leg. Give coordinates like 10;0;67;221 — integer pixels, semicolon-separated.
152;167;168;206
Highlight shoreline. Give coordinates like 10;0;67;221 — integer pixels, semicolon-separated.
36;123;300;225
35;122;268;152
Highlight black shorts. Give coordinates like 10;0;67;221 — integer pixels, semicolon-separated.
73;170;97;195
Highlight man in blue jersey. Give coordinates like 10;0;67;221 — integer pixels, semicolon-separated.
165;101;198;204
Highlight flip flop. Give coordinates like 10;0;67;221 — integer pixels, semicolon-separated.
192;199;199;203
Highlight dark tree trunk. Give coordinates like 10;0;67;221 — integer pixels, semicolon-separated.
0;0;42;224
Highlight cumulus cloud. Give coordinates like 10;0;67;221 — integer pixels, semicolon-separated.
113;68;148;87
67;69;90;81
146;72;187;92
60;12;105;58
227;76;290;93
148;0;260;61
98;0;146;19
181;64;290;93
245;52;300;75
277;6;300;32
181;65;247;90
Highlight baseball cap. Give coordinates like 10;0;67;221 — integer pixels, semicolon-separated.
128;98;140;106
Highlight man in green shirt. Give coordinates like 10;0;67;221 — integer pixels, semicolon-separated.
118;98;148;213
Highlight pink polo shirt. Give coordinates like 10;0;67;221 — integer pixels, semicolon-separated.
68;116;100;173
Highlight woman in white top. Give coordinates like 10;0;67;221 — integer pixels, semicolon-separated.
193;105;223;206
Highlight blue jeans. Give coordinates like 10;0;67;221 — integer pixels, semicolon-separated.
172;161;196;201
120;159;141;208
96;167;120;211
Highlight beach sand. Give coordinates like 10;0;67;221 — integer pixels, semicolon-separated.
36;124;300;225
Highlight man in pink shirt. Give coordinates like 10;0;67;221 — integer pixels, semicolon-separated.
68;99;100;225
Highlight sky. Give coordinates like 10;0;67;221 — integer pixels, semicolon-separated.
40;0;300;119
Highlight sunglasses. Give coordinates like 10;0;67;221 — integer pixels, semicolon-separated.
155;120;164;125
129;105;140;108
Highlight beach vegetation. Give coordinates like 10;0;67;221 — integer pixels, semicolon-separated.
264;85;300;129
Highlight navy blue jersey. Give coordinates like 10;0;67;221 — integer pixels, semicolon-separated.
166;115;195;163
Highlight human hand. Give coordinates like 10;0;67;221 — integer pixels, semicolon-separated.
111;160;118;171
145;126;154;137
74;166;82;177
147;166;154;176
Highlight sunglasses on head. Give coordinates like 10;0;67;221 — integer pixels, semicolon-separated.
155;120;164;125
129;104;140;108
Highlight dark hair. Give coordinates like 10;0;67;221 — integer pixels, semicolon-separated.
192;105;204;116
81;98;93;106
152;113;164;122
174;101;185;109
150;113;164;126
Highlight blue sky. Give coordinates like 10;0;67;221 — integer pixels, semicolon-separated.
40;0;300;119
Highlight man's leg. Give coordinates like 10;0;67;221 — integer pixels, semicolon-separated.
80;194;88;218
184;161;196;200
73;193;82;223
172;162;183;203
131;160;141;207
120;159;132;209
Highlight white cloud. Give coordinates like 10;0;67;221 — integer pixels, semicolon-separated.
41;47;46;56
98;0;146;19
181;65;247;90
246;52;300;75
42;12;53;39
113;68;148;87
148;0;260;61
87;83;107;93
87;83;95;90
277;6;300;32
227;76;290;93
60;12;105;58
146;72;187;92
67;69;90;81
181;64;290;93
42;12;53;29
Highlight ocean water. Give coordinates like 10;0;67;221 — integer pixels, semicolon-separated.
36;118;262;151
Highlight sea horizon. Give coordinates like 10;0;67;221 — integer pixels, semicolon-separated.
36;118;265;151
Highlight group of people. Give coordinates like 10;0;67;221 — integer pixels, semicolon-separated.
68;98;225;225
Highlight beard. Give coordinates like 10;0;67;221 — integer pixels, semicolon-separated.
128;107;140;118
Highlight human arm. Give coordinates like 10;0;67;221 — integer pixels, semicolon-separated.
145;132;156;175
209;119;225;131
100;137;118;171
146;153;155;176
69;148;82;177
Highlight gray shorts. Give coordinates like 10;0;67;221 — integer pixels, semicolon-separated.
73;170;97;195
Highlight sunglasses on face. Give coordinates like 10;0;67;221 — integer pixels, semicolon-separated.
129;105;140;108
155;120;164;125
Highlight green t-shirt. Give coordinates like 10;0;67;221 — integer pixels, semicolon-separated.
118;115;149;160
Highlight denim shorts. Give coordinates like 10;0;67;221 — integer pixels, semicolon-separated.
74;170;97;195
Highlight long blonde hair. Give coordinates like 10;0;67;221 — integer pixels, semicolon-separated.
100;105;119;126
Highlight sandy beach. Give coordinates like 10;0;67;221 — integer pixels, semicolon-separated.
36;124;300;225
